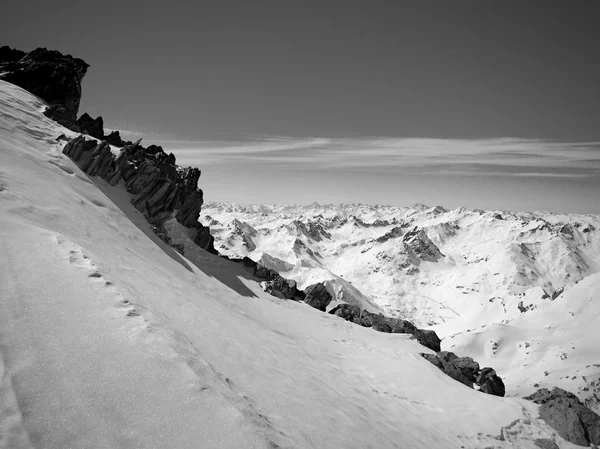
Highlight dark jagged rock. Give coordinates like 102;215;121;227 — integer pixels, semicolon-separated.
421;351;505;397
194;225;217;254
242;257;258;269
0;47;89;130
104;130;125;147
303;283;332;311
62;135;97;161
62;134;216;254
375;225;404;243
0;46;25;62
421;351;479;388
415;329;442;353
330;303;362;321
253;264;303;300
329;304;441;352
265;277;301;300
176;191;203;228
77;113;104;139
477;367;505;396
525;387;600;446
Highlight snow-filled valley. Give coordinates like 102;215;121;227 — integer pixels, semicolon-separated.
1;77;599;449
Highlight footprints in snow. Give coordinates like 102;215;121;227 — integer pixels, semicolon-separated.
55;235;143;321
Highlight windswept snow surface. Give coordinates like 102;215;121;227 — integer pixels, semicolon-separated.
0;79;589;448
203;189;600;410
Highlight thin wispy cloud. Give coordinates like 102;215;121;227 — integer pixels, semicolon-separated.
163;136;600;178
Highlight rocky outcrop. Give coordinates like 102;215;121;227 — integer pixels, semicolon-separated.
104;130;126;147
0;47;89;130
421;351;505;397
525;387;600;446
329;303;441;352
0;46;25;62
77;113;104;139
303;283;332;311
476;367;505;396
62;135;216;254
253;264;304;300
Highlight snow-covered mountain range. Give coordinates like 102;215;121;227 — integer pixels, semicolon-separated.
202;202;600;411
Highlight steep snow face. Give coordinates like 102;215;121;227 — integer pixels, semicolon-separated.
0;79;589;448
202;199;600;410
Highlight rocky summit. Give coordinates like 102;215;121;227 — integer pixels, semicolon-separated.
0;46;89;130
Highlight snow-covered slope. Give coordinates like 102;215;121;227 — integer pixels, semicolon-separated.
0;79;593;448
202;200;600;411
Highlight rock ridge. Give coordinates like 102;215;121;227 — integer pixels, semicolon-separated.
62;135;216;253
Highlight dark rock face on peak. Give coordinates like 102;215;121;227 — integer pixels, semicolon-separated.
329;304;441;352
402;227;444;262
104;130;126;147
0;46;25;62
0;47;89;130
421;351;505;397
77;113;104;139
525;387;600;446
303;283;333;311
62;135;216;254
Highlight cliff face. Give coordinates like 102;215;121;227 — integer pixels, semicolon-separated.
62;136;216;253
0;46;89;130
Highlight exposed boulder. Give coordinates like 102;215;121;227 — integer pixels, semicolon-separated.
265;277;301;300
477;367;505;397
329;304;441;352
0;47;89;130
421;351;505;397
304;283;332;311
415;329;442;354
525;387;600;446
77;113;104;139
421;351;479;388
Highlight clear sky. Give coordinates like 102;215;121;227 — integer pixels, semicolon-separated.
2;1;600;212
